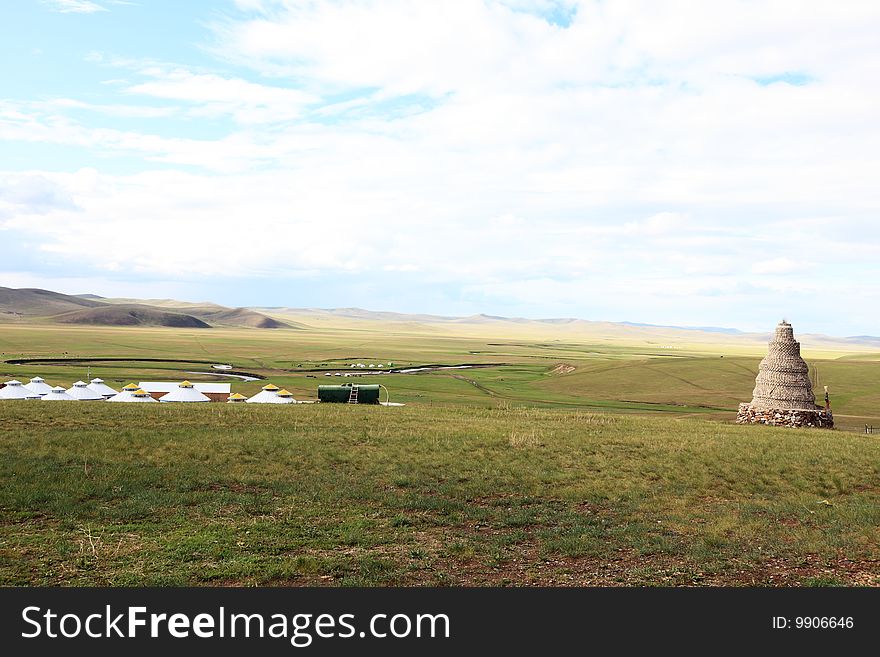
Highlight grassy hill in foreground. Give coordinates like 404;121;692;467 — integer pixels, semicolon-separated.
0;402;876;586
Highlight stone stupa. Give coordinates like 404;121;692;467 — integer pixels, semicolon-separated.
736;321;833;428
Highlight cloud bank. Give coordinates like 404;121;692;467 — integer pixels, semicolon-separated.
2;0;879;333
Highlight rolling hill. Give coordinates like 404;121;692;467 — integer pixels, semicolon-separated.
76;295;293;328
194;307;290;329
0;287;103;317
53;305;211;328
0;287;290;329
3;286;877;349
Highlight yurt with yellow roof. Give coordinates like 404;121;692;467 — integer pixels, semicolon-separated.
264;388;296;404
158;380;211;403
227;393;247;404
107;383;141;402
246;383;281;403
124;389;159;403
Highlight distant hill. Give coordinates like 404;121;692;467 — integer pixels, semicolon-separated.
0;287;291;330
194;307;291;329
255;305;880;351
619;321;745;335
266;307;460;323
91;296;295;328
5;286;878;346
92;297;227;311
0;287;103;317
54;305;211;328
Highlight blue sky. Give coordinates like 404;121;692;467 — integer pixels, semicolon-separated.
1;0;879;335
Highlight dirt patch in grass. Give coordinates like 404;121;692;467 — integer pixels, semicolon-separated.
710;554;880;587
199;482;275;495
419;544;879;587
401;524;699;586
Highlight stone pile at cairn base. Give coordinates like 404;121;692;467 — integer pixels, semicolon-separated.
736;404;834;428
736;321;833;429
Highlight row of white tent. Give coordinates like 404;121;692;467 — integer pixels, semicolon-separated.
0;377;119;401
0;378;299;404
0;378;222;403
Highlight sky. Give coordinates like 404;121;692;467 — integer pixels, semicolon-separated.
1;0;879;335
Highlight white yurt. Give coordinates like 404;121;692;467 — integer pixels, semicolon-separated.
107;383;141;402
66;381;105;401
87;378;118;399
263;389;296;404
158;380;210;403
0;380;41;400
227;392;247;403
24;376;54;396
246;384;281;403
126;388;159;403
43;386;76;401
108;388;157;403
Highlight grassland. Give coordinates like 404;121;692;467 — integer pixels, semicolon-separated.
1;319;878;586
1;402;877;586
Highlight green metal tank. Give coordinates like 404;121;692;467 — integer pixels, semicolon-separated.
318;384;381;404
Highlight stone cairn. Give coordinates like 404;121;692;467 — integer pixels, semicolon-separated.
736;321;833;429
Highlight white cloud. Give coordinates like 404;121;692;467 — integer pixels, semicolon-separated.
125;67;317;124
3;1;880;332
216;1;880;91
42;0;106;14
47;98;178;119
751;258;803;275
0;271;189;300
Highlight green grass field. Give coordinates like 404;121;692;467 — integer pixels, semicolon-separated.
1;321;878;586
1;402;877;586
